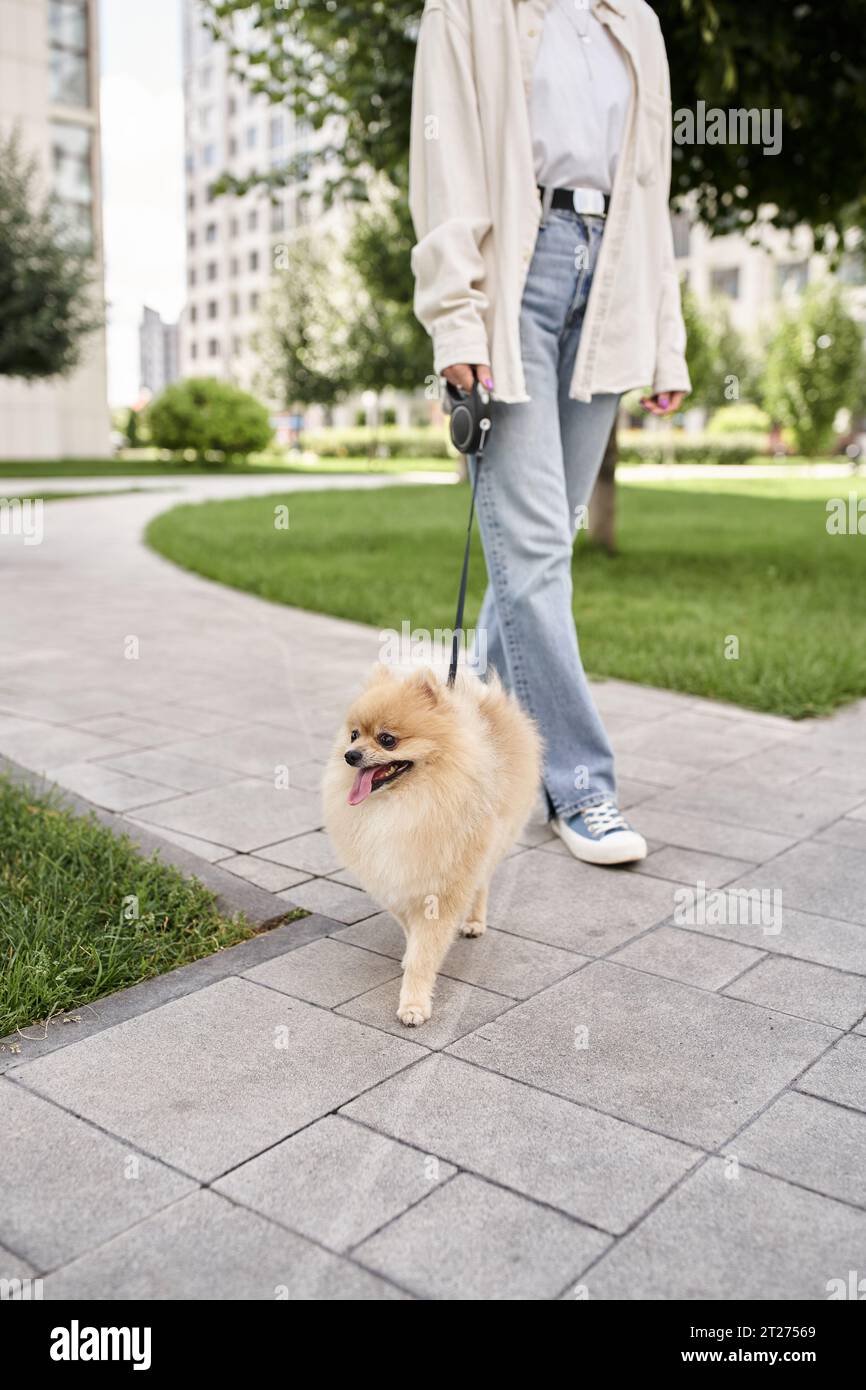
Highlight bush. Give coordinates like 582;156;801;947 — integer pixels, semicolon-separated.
301;424;454;459
618;432;768;466
147;377;273;464
382;407;398;426
706;403;771;436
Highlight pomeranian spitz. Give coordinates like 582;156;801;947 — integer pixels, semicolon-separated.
323;664;541;1027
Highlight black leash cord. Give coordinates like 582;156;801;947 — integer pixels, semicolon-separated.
447;454;483;688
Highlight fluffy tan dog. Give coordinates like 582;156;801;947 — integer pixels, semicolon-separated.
323;664;541;1027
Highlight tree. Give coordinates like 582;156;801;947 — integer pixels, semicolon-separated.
682;288;757;412
147;377;273;463
256;231;352;411
0;129;101;381
763;286;865;456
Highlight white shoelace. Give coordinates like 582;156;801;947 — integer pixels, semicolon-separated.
582;800;628;837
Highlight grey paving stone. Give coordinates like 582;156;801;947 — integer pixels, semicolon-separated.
0;1244;36;1283
334;912;586;999
99;746;243;792
125;818;234;863
609;926;762;990
723;956;866;1030
72;714;193;747
0;724;133;769
815;817;866;853
646;768;862;839
726;842;866;928
614;711;798;770
13;978;423;1181
354;1173;609;1300
215;1114;455;1251
43;761;179;812
736;1091;866;1208
797;1036;866;1112
44;1190;404;1300
134;777;322;853
160;725;314;778
218;854;312;894
327;867;363;889
488;849;678;955
342;1054;698;1234
586;1158;866;1300
635;845;754;889
677;905;866;976
613;752;704;787
256;830;342;875
282;877;378;924
449;962;836;1148
338;975;515;1050
616;777;659;810
0;1080;195;1271
585;805;797;863
245;938;401;1007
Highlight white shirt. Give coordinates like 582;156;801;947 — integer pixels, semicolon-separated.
530;0;633;194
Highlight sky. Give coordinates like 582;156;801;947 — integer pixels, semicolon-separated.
99;0;185;406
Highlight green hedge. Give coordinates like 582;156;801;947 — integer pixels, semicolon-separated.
301;425;455;459
619;432;769;466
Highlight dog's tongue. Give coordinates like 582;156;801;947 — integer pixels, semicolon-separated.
348;767;377;805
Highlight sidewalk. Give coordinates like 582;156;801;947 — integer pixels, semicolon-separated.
2;480;866;1299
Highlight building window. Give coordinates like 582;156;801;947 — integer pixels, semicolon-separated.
248;209;258;231
230;293;240;316
269;115;284;148
189;267;196;286
250;291;260;310
206;262;218;281
205;222;217;242
49;1;89;108
190;342;198;360
228;96;237;117
776;261;809;297
710;266;740;300
246;126;258;149
208;339;220;357
230;216;239;237
202;143;216;168
232;336;243;355
271;203;285;233
839;250;866;286
51;120;94;248
207;300;218;319
249;250;259;271
229;136;238;158
190;305;197;323
188;230;196;249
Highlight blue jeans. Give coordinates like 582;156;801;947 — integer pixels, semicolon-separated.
470;208;620;819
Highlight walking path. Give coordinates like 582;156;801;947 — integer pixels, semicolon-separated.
2;476;866;1300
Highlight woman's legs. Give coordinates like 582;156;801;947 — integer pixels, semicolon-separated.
469;210;617;819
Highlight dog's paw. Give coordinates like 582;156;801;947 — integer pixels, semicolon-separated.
397;1000;431;1027
460;919;486;938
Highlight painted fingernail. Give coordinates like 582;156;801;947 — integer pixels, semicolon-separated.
658;395;670;407
482;378;494;391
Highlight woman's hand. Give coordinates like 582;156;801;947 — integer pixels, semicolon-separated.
443;363;494;392
640;390;686;417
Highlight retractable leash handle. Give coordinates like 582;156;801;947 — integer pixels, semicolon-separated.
443;370;493;687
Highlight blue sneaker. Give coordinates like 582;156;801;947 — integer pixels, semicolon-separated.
553;800;647;865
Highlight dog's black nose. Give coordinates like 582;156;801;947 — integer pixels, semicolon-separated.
344;748;363;766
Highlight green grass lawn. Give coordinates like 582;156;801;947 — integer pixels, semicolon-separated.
146;475;866;719
0;455;453;479
0;776;301;1038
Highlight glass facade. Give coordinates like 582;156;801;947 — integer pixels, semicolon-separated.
49;0;89;107
51;121;94;249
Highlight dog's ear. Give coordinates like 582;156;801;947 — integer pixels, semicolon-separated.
364;663;396;690
407;667;440;706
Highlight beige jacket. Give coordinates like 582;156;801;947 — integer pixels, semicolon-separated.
409;0;690;403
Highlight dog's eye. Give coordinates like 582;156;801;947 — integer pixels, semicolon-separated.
377;731;397;750
350;729;360;742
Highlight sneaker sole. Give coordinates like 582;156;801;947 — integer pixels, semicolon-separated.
552;816;648;866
